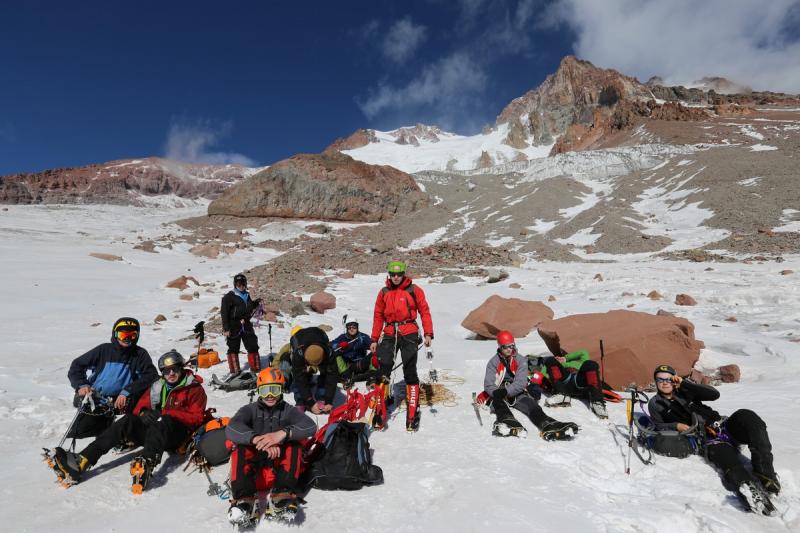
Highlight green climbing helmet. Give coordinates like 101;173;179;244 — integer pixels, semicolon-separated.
387;260;406;274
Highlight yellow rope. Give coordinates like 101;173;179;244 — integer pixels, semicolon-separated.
401;369;464;409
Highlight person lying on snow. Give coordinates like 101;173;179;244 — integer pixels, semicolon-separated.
331;319;377;385
649;364;779;515
290;325;338;414
478;331;578;440
225;368;317;525
532;347;608;419
52;350;207;493
66;317;158;439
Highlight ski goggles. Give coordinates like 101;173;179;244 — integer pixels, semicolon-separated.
257;384;283;399
116;329;139;342
499;343;516;351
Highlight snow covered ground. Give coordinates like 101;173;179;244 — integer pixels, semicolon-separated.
1;205;798;532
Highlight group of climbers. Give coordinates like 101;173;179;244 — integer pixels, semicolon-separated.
47;260;782;519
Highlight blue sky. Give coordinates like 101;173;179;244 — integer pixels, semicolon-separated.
1;1;798;174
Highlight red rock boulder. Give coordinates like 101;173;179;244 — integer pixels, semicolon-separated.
537;310;705;389
461;295;554;339
309;292;336;314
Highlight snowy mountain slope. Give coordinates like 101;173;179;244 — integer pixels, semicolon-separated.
342;123;554;174
1;205;799;532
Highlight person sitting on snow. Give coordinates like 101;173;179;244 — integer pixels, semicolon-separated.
649;364;779;515
533;348;608;419
479;331;578;440
52;350;207;493
331;319;376;385
290;326;339;414
225;368;317;526
66;317;158;439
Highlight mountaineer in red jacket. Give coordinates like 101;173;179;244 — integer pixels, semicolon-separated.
369;260;433;432
50;350;207;493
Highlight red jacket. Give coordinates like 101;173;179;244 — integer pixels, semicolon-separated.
133;371;207;429
370;276;433;342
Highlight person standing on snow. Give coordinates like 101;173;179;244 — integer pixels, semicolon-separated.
225;368;317;526
649;364;779;515
52;350;207;493
66;317;158;439
479;330;578;440
221;273;262;376
332;319;375;385
534;349;608;418
369;260;433;432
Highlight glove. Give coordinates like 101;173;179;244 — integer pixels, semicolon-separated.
530;371;545;386
371;353;380;369
492;388;507;402
253;298;262;306
139;408;161;425
337;340;350;350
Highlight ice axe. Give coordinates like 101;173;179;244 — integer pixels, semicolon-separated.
427;348;437;383
192;321;205;371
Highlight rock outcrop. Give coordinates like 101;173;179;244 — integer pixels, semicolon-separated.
537;310;705;389
208;151;428;222
461;295;554;339
325;129;378;152
0;157;257;205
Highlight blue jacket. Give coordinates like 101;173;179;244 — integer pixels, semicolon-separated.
331;332;371;362
67;334;158;401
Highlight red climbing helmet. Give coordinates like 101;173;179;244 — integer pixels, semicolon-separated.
496;330;515;348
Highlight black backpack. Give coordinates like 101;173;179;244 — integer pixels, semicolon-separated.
635;414;700;459
308;421;383;490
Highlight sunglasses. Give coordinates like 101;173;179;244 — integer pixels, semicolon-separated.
258;384;283;399
655;377;674;384
388;272;405;277
116;329;139;342
500;343;516;350
162;366;182;376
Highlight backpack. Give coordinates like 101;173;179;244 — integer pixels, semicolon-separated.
308;420;383;490
189;416;233;467
635;414;700;459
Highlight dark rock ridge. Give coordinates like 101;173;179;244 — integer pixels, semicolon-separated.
0;157;256;205
207;151;428;222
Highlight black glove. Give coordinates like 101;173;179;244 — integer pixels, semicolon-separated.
253;298;262;307
139;408;161;425
526;383;542;401
492;388;508;402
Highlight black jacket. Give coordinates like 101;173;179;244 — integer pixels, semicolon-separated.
220;290;258;333
226;399;316;445
648;380;722;431
67;336;158;401
290;327;338;407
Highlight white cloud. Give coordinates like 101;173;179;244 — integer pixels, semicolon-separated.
164;120;256;166
545;0;800;93
383;17;427;63
357;53;487;122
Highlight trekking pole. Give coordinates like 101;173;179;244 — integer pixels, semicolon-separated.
193;321;205;371
625;388;635;475
58;394;91;450
268;323;273;353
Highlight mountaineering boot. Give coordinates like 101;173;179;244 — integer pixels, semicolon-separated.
227;352;241;375
545;393;571;407
52;447;90;484
247;351;261;372
590;400;608;419
406;384;420;432
267;490;299;521
370;380;389;430
130;456;155;494
539;418;579;441
228;499;257;526
492;415;527;438
737;480;776;516
754;472;781;496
